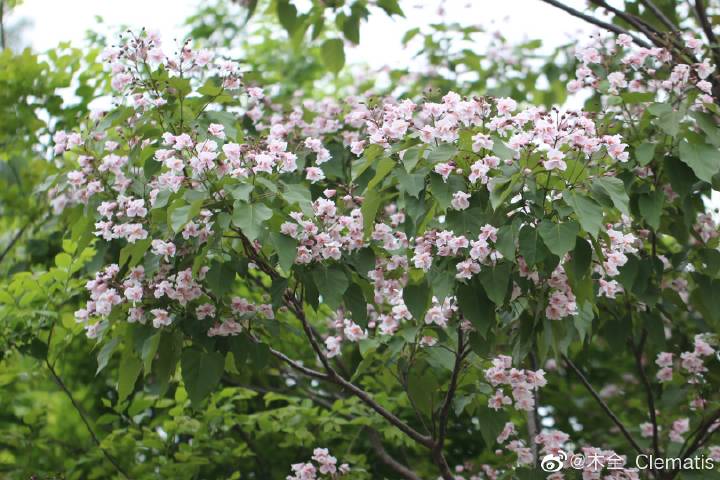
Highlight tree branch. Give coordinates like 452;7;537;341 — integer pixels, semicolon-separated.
45;324;131;479
0;221;32;265
631;331;661;459
368;428;423;480
669;408;720;479
538;0;651;48
639;0;678;32
694;0;720;67
562;354;647;458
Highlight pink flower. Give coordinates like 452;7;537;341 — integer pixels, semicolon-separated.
306;167;325;183
543;148;567;171
207;123;226;139
151;308;172;328
247;87;264;99
450;191;471;210
196;303;216;320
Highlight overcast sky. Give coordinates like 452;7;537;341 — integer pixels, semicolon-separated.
9;0;590;67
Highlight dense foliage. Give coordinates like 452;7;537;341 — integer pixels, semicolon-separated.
2;1;720;480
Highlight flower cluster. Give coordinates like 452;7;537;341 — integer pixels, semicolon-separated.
323;311;368;358
569;33;715;107
484;355;547;411
287;448;350;480
280;196;365;264
655;334;717;384
412;225;501;279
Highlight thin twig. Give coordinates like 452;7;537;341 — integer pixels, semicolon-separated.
538;0;651;48
631;331;661;459
639;0;677;32
694;0;720;68
562;354;647;458
45;324;131;479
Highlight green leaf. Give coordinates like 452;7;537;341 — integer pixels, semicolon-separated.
366;157;395;191
96;337;119;375
476;406;508;447
270;232;298;272
377;0;404;16
181;348;225;405
563;191;603;237
457;279;494;336
361;188;382;239
664;156;696;198
232;202;272;240
321;39;345;74
119;237;151;268
169;200;202;233
592;177;630;215
118;349;142;402
519;225;549;266
342;13;361;44
396;167;425;198
154;332;182;396
141;332;161;375
495;224;517;261
311;265;349;309
638;189;664;230
538;220;580;258
427;143;457;163
678;140;720;183
227;183;254;202
344;283;368;327
571;237;592;280
403;280;431;322
55;253;72;269
635;143;656;166
656;110;683;137
492;138;515;160
478;263;511;305
205;261;236;297
277;0;298;34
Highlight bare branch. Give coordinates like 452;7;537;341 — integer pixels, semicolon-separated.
694;0;720;67
631;331;661;458
562;354;647;458
45;323;131;479
639;0;678;32
538;0;651;48
368;429;423;480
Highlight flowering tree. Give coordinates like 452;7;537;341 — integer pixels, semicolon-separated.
2;1;720;479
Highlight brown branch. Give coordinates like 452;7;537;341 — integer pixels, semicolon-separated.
435;326;464;451
538;0;651;48
562;354;647;458
432;326;466;480
368;429;423;480
639;0;678;32
665;409;720;479
45;324;131;479
694;0;720;67
234;229;434;449
631;331;661;459
0;221;32;265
